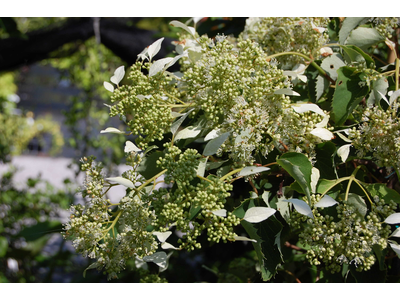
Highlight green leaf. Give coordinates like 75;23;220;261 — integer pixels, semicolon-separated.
341;45;375;69
238;166;270;177
320;53;346;81
174;125;202;141
338;17;369;45
243;207;276;223
362;183;400;205
367;76;389;106
83;262;99;278
346;193;367;217
331;66;369;125
171;108;194;136
136;151;164;180
277;152;312;204
203;132;230;156
18;220;62;242
0;236;8;258
346;27;385;51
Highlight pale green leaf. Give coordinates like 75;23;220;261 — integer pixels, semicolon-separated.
243;207;276;223
310;128;334;140
211;209;227;217
110;66;125;85
153;231;172;243
339;17;369;44
388;241;400;258
196;157;208;177
106;177;135;189
103;81;114;92
143;251;168;268
320;53;346;81
283;198;314;219
346;27;385;50
100;127;125;134
337;144;351;162
170;20;196;37
234;235;257;243
171;108;194;135
384;213;400;224
174;125;201;141
147;37;164;61
149;57;174;77
274;88;300;96
238;166;270;176
314;194;338;208
390;228;400;238
124;141;141;153
203;132;230;156
161;242;179;250
311;167;320;194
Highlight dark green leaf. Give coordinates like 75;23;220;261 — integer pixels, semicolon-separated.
331;66;369;125
0;236;8;257
136;151;164;180
18;220;62;242
277;152;312;204
362;183;400;205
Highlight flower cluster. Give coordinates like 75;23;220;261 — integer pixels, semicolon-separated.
289;194;396;273
371;17;400;39
147;143;241;250
239;17;330;68
63;156;157;280
108;61;181;150
349;102;400;171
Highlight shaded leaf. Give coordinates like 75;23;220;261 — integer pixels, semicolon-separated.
234;235;257;243
143;251;168;268
203;132;230;156
277;152;312;204
331;66;369;125
346;27;385;50
338;17;369;44
171;108;194;136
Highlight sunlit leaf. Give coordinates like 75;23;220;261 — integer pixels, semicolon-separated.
234;235;257;243
384;213;400;224
100;127;125;134
153;231;172;243
161;242;179;250
311;167;320;194
106;177;135;189
291;103;326;116
310;128;334;140
196;157;208;177
170;20;196;37
124;141;141;153
388;241;400;258
243;207;276;223
283;198;314;219
149;57;174;77
314;194;338;208
238;166;270;176
110;66;125;85
211;209;227;217
147;38;164;61
390;228;400;238
274;88;300;96
103;81;114;92
174;125;201;141
337;144;351;162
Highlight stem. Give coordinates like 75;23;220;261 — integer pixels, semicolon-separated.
136;169;168;193
197;175;213;183
353;179;373;205
220;168;244;181
163;91;186;105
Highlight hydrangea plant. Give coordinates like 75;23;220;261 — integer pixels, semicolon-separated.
63;17;400;282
